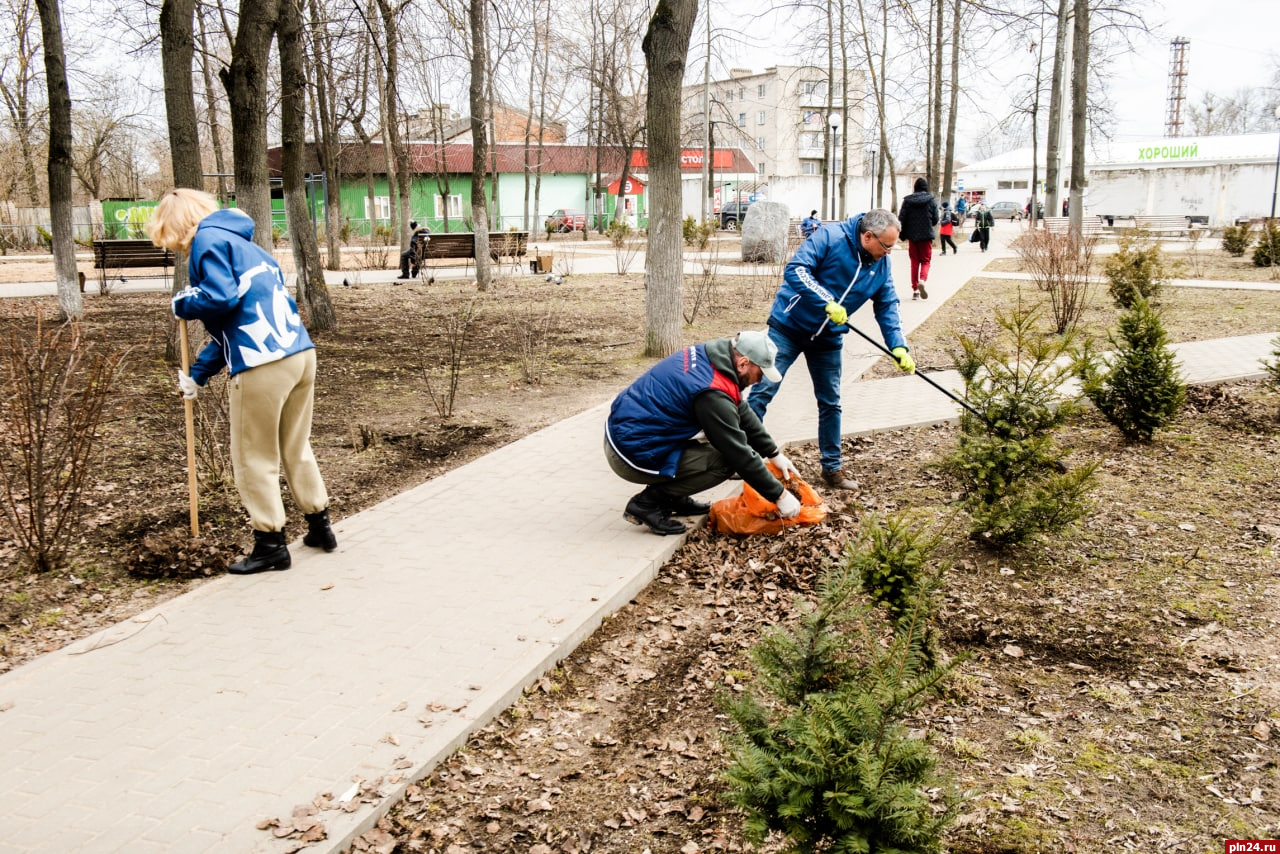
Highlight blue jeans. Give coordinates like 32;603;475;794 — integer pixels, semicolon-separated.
746;325;845;473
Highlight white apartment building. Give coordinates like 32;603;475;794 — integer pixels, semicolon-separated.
680;65;870;222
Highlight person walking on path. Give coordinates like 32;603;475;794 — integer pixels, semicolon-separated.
898;177;939;300
955;195;968;225
939;202;959;255
800;210;822;238
973;203;995;252
604;331;802;536
148;188;338;574
746;209;915;492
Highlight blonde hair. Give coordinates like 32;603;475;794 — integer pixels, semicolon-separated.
146;188;220;252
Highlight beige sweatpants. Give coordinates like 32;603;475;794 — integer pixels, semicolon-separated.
229;349;329;532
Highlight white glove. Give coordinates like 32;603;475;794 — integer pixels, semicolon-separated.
177;371;199;400
775;490;801;519
770;451;799;482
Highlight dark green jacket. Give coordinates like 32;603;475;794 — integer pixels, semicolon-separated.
695;338;785;501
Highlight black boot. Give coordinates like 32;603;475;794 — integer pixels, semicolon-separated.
303;509;338;552
658;493;710;516
228;530;291;575
623;487;687;536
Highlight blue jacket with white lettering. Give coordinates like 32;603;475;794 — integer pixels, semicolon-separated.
766;212;906;351
172;209;314;385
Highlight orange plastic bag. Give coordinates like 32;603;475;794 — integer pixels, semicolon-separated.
708;462;828;535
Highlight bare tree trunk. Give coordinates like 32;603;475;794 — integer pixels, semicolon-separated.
1069;0;1088;235
929;0;943;190
35;0;78;319
279;0;335;331
375;0;410;248
822;0;833;220
1045;0;1070;219
641;0;697;358
0;0;43;205
159;0;202;359
941;0;961;205
308;0;344;270
468;0;491;290
220;0;280;251
197;13;230;204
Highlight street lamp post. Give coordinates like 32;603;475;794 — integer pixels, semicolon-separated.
868;147;877;210
1271;105;1280;220
829;113;841;220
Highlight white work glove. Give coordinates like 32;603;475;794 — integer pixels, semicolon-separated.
770;451;799;482
775;490;801;519
177;371;199;400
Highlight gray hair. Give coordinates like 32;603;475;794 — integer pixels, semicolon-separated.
862;208;900;236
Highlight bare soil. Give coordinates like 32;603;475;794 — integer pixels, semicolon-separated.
2;245;1280;853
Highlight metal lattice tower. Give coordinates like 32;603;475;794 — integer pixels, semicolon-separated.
1166;37;1190;137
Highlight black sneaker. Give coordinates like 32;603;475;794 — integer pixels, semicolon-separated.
912;291;919;300
659;494;710;516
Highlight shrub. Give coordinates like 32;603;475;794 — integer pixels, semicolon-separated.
720;560;962;853
1013;228;1096;334
1076;296;1185;443
942;295;1098;547
1260;334;1280;389
0;315;125;573
1221;222;1253;257
681;216;714;249
1104;232;1168;309
1252;221;1280;267
846;512;942;634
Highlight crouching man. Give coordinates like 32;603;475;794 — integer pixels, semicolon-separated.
604;331;802;535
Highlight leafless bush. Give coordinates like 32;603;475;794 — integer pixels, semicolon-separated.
1014;229;1096;334
513;296;561;384
406;298;481;418
0;314;125;573
357;225;395;271
607;221;644;274
683;239;723;324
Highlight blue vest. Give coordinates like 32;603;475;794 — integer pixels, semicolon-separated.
606;344;741;476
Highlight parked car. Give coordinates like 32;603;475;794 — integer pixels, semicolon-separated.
988;201;1023;221
718;201;753;230
545;208;587;233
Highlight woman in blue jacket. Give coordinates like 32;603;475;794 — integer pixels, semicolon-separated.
148;188;336;574
747;209;914;490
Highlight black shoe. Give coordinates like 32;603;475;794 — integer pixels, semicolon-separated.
229;530;291;574
303;509;338;552
623;489;686;535
659;494;710;516
396;275;410;281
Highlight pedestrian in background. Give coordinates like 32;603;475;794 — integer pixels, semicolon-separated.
939;201;958;255
604;332;802;536
973;203;995;252
800;209;822;238
898;177;939;300
747;209;915;492
148;188;338;575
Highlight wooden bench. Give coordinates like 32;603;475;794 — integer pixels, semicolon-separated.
1040;216;1109;236
1129;214;1192;235
419;231;529;263
92;239;174;290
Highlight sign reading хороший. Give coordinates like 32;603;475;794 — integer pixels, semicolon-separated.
1137;143;1201;162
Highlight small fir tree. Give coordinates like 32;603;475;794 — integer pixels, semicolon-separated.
942;295;1098;547
1104;232;1169;309
1076;296;1186;443
1259;334;1280;389
1252;221;1280;268
720;556;962;853
1221;222;1253;257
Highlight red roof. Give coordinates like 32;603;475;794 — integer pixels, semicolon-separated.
266;142;756;177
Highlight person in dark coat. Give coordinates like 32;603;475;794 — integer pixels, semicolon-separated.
939;202;958;255
897;177;940;300
973;204;995;252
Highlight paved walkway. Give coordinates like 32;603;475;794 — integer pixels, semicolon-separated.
0;225;1276;853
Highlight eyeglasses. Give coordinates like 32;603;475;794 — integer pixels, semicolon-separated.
868;231;896;254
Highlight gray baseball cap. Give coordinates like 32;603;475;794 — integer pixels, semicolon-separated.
734;331;782;383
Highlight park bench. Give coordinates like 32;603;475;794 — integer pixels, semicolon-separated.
91;239;174;290
1040;216;1109;236
419;231;529;264
1129;214;1192;235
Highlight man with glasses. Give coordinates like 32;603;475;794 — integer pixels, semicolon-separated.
747;208;915;491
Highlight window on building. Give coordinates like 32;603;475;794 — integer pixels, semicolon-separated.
802;161;818;176
758;162;766;176
738;113;746;126
755;137;765;150
725;90;733;102
757;110;766;125
364;195;391;222
997;180;1013;190
434;194;463;218
757;84;766;97
738;87;745;99
800;131;821;151
1013;180;1028;189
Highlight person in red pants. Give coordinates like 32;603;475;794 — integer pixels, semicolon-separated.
939;202;959;255
898;177;939;300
